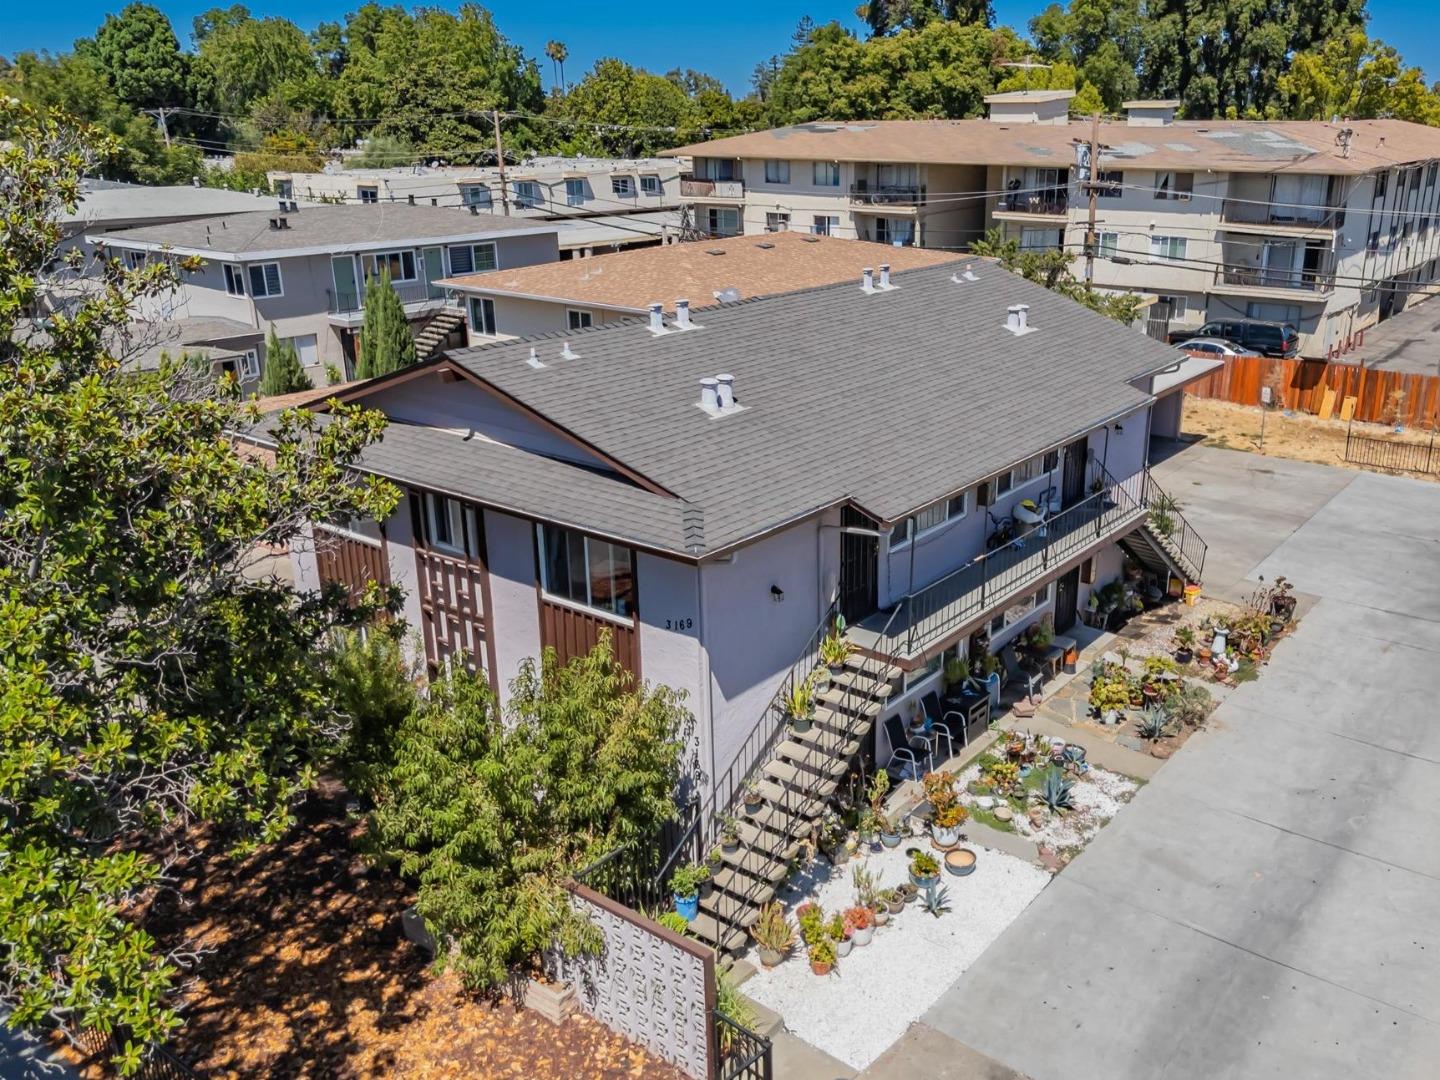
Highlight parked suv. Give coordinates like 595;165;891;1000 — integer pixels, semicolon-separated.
1167;319;1299;358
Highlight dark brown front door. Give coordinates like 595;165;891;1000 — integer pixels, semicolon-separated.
1061;437;1089;509
838;506;879;625
1055;566;1081;633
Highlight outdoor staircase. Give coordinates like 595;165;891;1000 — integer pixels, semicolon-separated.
1120;471;1207;586
690;650;899;958
411;306;466;361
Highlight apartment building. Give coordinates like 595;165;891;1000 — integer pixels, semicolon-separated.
670;95;1440;356
89;203;559;390
252;257;1215;950
437;231;961;343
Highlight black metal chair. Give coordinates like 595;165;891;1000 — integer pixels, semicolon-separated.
919;691;966;762
882;714;932;783
1000;644;1045;703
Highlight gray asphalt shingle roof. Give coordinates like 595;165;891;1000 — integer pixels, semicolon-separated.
88;203;556;258
422;260;1175;555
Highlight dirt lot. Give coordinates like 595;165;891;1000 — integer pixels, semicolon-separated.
68;787;683;1080
1182;396;1438;482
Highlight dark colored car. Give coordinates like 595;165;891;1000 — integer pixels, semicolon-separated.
1167;319;1300;358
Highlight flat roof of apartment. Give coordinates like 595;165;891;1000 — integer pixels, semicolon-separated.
293;258;1180;557
438;231;962;313
87;203;557;260
669;117;1440;175
61;182;305;225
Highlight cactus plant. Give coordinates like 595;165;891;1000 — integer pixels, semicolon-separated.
920;884;952;918
1137;705;1172;741
1033;767;1075;813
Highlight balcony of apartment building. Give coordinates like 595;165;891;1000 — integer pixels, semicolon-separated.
326;278;456;326
680;157;745;201
1220;174;1342;237
849;163;926;211
992;167;1071;224
1211;238;1336;302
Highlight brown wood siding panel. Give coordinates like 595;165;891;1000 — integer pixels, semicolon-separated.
416;548;489;675
314;528;390;605
538;599;639;678
1185;356;1440;429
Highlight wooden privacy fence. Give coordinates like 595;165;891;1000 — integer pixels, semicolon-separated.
1185;356;1440;430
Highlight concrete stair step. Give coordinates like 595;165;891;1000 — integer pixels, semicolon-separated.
711;864;781;903
688;912;747;953
842;654;901;682
762;759;838;800
715;847;788;884
745;796;813;838
815;686;884;717
776;738;853;778
827;668;895;698
700;888;766;924
736;819;800;861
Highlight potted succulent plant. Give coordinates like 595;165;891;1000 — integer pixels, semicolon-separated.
1174;626;1196;664
909;850;941;890
785;676;816;734
896;881;918;906
931;803;969;849
845;905;875;946
879;813;903;848
882;887;905;914
808;937;837;976
742;777;764;816
670;862;706;922
828;913;852;957
819;630;853;684
706;844;725;876
719;813;741;854
751;902;795;968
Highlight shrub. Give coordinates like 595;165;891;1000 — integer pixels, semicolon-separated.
326;626;417;797
1033;767;1075;812
669;862;708;898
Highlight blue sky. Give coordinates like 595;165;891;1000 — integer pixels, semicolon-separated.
0;2;1433;97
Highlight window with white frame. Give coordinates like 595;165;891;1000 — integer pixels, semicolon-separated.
765;212;791;232
1149;235;1187;262
513;180;541;208
640;174;662;196
707;207;740;236
764;159;790;184
994;451;1057;496
223;263;246;296
893;492;968;546
813;214;840;236
1157;294;1188;319
990;582;1051;635
247;262;283;298
1019;227;1060;251
461;184;493;209
423;492;480;559
468;296;496;335
565;178;585;206
537;523;635;618
1096;232;1119;258
357;185;379;204
240;350;260;380
1153;171;1193;200
611;176;635;197
361;250;417;283
123;250;148;270
813;161;839;187
1096;170;1123;197
567;309;593;330
447;243;497;275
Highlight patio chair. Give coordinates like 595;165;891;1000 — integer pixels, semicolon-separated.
1000;644;1045;704
919;691;967;762
882;714;933;783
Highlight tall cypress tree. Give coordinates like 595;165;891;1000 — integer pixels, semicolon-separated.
258;325;312;395
356;269;416;380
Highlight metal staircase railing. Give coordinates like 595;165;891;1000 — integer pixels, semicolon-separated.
1139;468;1207;582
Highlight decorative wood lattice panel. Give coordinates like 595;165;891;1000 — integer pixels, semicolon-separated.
416;549;487;673
315;528;388;605
539;599;639;676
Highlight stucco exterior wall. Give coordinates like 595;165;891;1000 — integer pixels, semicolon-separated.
484;510;542;701
635;553;709;782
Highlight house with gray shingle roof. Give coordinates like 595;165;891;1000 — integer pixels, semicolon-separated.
244;256;1216;952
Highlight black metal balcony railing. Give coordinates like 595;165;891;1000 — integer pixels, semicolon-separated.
994;192;1069;216
1221;200;1340;230
327;282;456;315
1213;264;1334;293
849;183;925;207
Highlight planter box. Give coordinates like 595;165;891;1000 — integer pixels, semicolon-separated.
524;977;579;1026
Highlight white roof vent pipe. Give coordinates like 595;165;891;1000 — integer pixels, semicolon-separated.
861;267;876;293
878;264;893;290
675;298;696;330
1004;303;1037;336
716;374;734;409
647;301;668;335
699;377;719;411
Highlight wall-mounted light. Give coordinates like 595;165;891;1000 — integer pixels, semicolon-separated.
1113;422;1125;434
770;585;785;604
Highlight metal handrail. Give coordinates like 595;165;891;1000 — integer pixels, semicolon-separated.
1140;469;1208;582
714;1009;773;1079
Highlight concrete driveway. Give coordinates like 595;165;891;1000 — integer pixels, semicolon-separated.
1355;294;1440;376
873;445;1440;1080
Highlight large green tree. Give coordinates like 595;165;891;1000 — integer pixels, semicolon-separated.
858;1;994;37
356;269;417;380
370;636;695;991
193;5;319;116
1278;30;1440;125
0;101;396;1070
86;3;191;112
970;228;1144;324
258;326;313;395
559;59;698;157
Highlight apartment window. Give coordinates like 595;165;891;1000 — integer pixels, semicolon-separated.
1427;163;1438;187
362;250;417;283
994;452;1052;496
467;296;496;336
247;262;283;298
537;524;635;618
611;176;635;197
1019;227;1059;251
447;243;497;275
1153;171;1193;200
461;184;492;209
765;212;791;233
707;207;740;237
1096;170;1123;198
1375;171;1388;198
565;178;585;207
223;263;246;296
812;214;840;236
894;492;968;547
1149;235;1187;262
764;159;790;184
876;217;914;246
990;582;1052;636
813;161;840;187
567;309;593;330
1096;232;1119;259
513;181;541;208
423;493;480;559
357;185;379;204
1157;294;1188;319
240;349;260;380
123;250;147;270
1408;166;1422;190
1246;302;1301;325
640;174;662;196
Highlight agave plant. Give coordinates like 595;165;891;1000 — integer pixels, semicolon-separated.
1137;705;1171;741
920;884;952;918
1033;767;1075;813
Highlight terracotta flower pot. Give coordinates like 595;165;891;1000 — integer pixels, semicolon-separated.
810;960;833;976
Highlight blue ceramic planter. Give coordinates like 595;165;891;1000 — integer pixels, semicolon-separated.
674;893;699;922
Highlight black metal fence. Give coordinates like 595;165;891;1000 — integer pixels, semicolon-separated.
1344;430;1438;474
573;795;702;916
76;1028;197;1079
714;1010;773;1080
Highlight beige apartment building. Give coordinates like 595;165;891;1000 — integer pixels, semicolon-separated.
671;93;1440;356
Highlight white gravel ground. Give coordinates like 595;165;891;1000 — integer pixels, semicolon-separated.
739;844;1050;1069
954;759;1138;851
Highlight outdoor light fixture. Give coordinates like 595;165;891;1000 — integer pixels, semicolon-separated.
770;585;785;603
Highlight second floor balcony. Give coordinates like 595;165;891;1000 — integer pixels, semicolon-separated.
993;191;1070;219
849;182;925;208
680;178;745;200
1212;263;1334;296
327;281;457;321
1220;199;1340;234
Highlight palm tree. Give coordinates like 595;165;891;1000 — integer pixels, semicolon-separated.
545;40;569;93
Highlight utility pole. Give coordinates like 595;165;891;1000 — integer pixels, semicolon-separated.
145;107;174;148
1083;111;1100;287
492;110;510;216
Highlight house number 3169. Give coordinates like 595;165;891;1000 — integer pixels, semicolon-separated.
664;617;694;631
